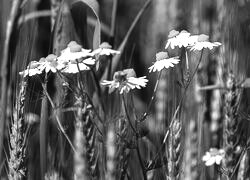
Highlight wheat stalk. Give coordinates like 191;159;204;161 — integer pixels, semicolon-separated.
74;96;88;180
74;93;98;179
222;72;241;179
8;78;28;180
116;117;129;180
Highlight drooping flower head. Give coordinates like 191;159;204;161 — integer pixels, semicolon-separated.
57;41;93;62
202;148;225;166
101;68;148;94
189;34;222;51
148;52;180;73
92;42;120;56
165;30;191;49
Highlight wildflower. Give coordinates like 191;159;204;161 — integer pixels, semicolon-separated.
165;30;191;49
39;54;65;73
189;34;221;51
61;57;95;74
148;52;180;72
101;68;148;94
19;61;43;77
57;41;92;62
91;42;120;56
202;148;225;166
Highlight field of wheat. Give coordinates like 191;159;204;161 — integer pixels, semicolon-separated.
1;0;250;180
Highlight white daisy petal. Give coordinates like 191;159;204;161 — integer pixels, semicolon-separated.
215;156;223;165
92;42;120;56
205;158;216;166
189;34;221;51
82;58;96;65
101;69;148;94
149;54;180;73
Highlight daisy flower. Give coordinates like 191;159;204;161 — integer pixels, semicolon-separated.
61;57;95;74
19;61;43;77
189;34;221;51
202;148;225;166
165;30;191;49
57;41;92;62
39;54;65;73
148;52;180;73
91;42;120;56
101;68;148;94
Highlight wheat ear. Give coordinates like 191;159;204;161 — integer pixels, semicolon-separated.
8;78;28;179
167;119;182;180
222;72;241;178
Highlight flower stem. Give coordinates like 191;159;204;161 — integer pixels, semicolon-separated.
122;95;137;135
139;70;162;122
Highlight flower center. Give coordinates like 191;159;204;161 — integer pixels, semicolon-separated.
156;52;169;61
99;42;112;49
113;71;127;82
67;41;78;47
29;61;40;69
198;34;209;42
69;44;82;52
46;54;57;62
168;30;179;38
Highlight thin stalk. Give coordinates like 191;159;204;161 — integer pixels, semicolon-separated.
198;84;225;91
140;70;162;122
122;95;137;134
40;74;48;180
42;84;76;153
230;147;247;179
110;0;118;40
136;143;147;180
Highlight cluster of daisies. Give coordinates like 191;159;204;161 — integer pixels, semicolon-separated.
19;29;221;94
19;41;120;77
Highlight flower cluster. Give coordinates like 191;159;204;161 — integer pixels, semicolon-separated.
202;148;225;166
19;41;120;77
165;30;221;51
101;29;222;94
20;30;222;95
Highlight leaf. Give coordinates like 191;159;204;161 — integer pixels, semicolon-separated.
72;0;101;49
111;0;152;74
